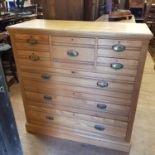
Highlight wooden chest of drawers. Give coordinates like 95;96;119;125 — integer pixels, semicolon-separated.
7;19;152;152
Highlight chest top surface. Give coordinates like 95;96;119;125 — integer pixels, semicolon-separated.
7;19;153;39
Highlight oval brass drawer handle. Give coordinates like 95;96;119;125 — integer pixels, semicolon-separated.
94;125;105;131
67;49;79;57
97;80;108;88
46;115;54;120
111;63;124;70
97;103;107;110
41;74;51;80
112;42;126;52
44;95;52;101
26;37;38;45
29;53;40;61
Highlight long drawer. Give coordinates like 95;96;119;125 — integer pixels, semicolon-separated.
20;66;136;82
25;91;130;116
27;107;127;138
21;71;134;93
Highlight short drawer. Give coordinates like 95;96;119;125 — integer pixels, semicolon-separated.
97;57;138;70
16;50;50;59
14;34;50;51
15;43;50;51
25;91;130;117
17;59;51;68
27;108;127;138
51;36;96;45
15;34;49;43
98;39;142;49
16;50;51;67
97;48;140;60
52;45;95;64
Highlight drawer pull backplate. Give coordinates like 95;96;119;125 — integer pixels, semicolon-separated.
29;53;40;61
97;80;108;88
111;63;124;70
112;42;126;52
94;125;105;131
46;115;54;120
44;96;52;101
41;74;51;80
97;103;107;110
67;49;79;57
27;37;38;45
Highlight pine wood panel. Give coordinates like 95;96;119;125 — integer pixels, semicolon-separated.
15;43;50;51
52;46;95;63
14;34;49;43
97;57;138;69
20;66;136;82
27;108;127;138
16;50;50;58
98;39;142;48
25;91;130;116
51;36;96;45
97;49;140;60
21;71;134;93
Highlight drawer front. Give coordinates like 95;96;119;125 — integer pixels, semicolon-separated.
27;108;127;138
15;34;49;43
14;34;49;51
98;39;142;49
51;36;96;45
52;45;95;64
16;50;51;67
20;67;136;82
15;43;50;51
97;48;140;60
97;57;138;70
16;50;50;59
17;59;51;67
21;72;134;93
23;80;132;106
25;91;130;116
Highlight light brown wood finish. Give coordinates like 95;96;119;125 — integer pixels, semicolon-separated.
21;71;135;92
27;108;127;138
7;19;152;152
25;91;130;116
52;46;95;63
